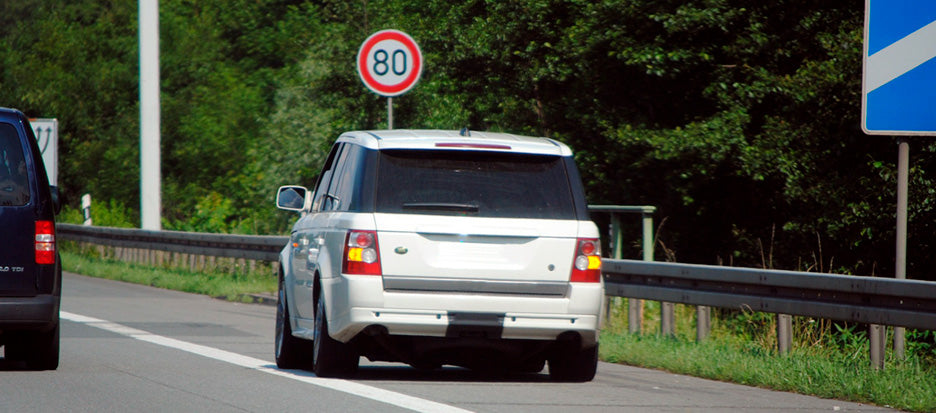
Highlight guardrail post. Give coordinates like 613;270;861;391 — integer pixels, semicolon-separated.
870;324;885;370
696;306;710;342
628;300;642;334
661;302;675;337
776;314;792;354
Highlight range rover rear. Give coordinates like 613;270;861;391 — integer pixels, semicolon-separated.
275;130;602;381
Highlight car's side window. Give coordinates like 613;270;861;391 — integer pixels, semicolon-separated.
328;144;363;212
0;122;30;206
321;143;356;212
311;143;344;212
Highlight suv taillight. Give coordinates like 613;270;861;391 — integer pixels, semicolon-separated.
36;220;56;264
342;230;382;275
570;238;600;282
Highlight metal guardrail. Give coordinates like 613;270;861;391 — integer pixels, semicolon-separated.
603;259;936;331
58;223;288;262
60;223;936;331
59;210;936;368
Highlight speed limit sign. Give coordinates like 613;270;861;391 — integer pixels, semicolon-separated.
357;30;423;97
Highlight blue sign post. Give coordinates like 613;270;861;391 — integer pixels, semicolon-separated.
862;0;936;135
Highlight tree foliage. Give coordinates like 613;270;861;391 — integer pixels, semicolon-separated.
1;0;930;279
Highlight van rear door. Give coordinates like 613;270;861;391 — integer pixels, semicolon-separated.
0;121;37;296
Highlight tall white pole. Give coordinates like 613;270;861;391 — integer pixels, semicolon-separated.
139;0;161;230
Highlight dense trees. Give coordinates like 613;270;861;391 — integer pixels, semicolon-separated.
1;0;930;279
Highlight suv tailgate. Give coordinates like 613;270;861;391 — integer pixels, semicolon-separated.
375;214;578;294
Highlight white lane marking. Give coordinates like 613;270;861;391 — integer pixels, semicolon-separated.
61;311;473;413
866;19;936;92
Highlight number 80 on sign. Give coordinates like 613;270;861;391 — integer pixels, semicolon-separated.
357;30;423;97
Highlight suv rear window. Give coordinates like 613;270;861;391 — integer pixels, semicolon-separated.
375;149;576;219
0;123;29;206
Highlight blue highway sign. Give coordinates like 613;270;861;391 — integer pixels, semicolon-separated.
862;0;936;135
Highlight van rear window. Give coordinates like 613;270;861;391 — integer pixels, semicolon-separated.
0;123;29;206
375;149;575;219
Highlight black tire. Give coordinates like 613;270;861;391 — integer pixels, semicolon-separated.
312;291;358;377
515;358;546;374
548;343;598;382
7;322;60;371
275;274;312;369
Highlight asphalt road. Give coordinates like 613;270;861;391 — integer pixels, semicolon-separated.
0;272;894;412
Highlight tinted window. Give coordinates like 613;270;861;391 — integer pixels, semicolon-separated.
311;143;343;212
376;150;575;219
330;144;366;212
0;123;29;206
321;144;351;211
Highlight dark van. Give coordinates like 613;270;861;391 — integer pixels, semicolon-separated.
0;107;61;370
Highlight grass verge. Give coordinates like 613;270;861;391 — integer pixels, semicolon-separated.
61;250;277;304
600;307;936;412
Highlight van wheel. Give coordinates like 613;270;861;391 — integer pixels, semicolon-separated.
7;322;60;370
548;343;598;382
312;291;358;377
516;358;546;374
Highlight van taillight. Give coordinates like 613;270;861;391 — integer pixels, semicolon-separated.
36;220;56;264
570;238;600;282
342;230;382;275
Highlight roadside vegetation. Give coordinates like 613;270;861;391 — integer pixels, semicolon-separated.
60;245;277;304
600;302;936;412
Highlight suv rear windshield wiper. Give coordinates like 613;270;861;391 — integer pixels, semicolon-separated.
402;203;480;213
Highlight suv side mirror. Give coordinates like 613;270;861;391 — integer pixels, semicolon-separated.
276;185;308;212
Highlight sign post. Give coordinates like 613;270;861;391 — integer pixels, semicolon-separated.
356;29;423;129
863;0;936;366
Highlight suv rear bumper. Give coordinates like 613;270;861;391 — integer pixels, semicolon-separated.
344;307;599;344
318;274;602;347
0;294;60;330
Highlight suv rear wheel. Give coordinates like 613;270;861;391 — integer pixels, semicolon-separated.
312;289;358;377
548;344;598;382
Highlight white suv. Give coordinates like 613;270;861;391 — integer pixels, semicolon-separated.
274;129;603;381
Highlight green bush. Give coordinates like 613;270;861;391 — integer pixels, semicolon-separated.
59;198;137;228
